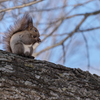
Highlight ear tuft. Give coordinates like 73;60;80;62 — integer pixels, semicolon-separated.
28;17;33;31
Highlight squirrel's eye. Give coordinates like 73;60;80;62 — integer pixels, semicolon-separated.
35;30;37;32
34;36;36;38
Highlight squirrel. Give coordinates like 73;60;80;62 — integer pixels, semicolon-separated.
2;13;41;58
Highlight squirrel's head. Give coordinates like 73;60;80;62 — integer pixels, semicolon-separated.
28;26;41;43
27;16;41;43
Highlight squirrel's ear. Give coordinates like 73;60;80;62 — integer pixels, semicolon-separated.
28;18;33;31
28;23;33;31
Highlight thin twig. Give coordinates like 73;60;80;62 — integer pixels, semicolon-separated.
82;32;90;70
38;10;100;26
42;19;64;42
62;43;65;64
0;0;10;3
0;0;44;13
57;38;72;63
35;15;88;56
50;27;100;36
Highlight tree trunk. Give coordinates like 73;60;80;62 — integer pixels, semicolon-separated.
0;50;100;100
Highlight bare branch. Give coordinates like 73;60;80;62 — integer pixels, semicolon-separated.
0;0;10;3
0;12;5;21
42;19;64;42
0;0;44;13
39;10;100;25
78;27;100;32
82;32;90;70
65;10;100;19
35;16;88;56
51;27;100;37
31;5;68;12
62;43;65;64
32;0;94;12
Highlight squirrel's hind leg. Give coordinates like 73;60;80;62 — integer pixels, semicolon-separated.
12;43;24;56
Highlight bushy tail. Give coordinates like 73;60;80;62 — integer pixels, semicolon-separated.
2;13;33;52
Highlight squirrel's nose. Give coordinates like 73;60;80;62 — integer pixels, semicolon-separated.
35;37;41;42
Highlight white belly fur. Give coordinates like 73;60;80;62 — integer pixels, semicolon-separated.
23;44;32;53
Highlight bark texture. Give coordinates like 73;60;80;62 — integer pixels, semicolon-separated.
0;50;100;100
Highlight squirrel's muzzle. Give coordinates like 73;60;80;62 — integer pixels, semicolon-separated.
35;37;41;43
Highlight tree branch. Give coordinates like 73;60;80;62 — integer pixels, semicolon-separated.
40;10;100;25
35;15;88;56
82;32;90;70
0;0;10;3
0;50;100;99
0;0;44;13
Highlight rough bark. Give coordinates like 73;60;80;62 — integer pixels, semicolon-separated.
0;50;100;100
